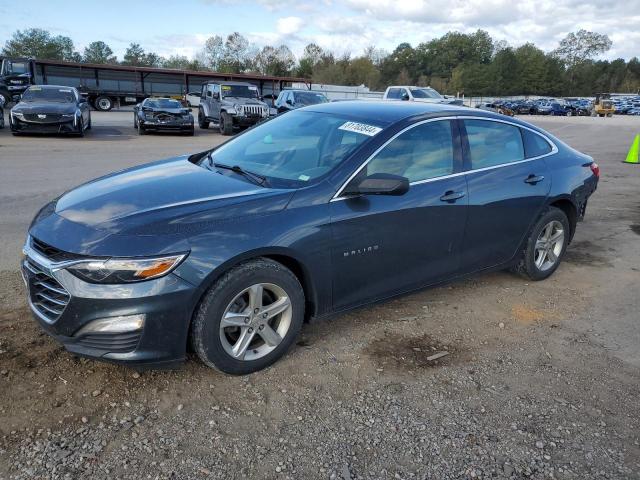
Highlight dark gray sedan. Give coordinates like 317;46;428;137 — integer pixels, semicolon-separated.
134;97;194;135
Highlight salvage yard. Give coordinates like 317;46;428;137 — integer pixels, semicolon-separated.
1;113;639;479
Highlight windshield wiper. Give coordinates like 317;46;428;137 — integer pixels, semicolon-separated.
213;161;268;187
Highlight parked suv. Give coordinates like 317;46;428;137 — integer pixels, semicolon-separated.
198;81;269;135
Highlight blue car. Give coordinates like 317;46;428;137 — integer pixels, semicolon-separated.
22;102;599;374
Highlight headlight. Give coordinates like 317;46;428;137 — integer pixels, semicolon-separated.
12;111;25;119
66;254;187;284
234;104;243;113
61;112;76;118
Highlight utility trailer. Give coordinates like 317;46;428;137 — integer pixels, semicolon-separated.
0;57;308;111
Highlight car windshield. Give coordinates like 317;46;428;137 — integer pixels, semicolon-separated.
21;87;75;103
410;88;442;99
221;85;258;99
294;92;329;106
204;111;381;188
146;99;182;108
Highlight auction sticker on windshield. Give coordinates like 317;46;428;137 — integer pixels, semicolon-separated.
338;121;382;137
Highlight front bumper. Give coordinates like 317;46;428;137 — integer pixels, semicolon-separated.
11;118;78;134
233;115;266;127
21;241;198;368
140;118;193;132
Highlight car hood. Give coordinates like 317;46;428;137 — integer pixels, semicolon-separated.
13;101;76;114
222;97;267;107
29;156;294;256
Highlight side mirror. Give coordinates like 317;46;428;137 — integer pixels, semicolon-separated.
401;92;410;101
343;173;410;197
212;92;219;100
286;99;294;106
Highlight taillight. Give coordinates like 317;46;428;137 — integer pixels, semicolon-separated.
590;162;600;178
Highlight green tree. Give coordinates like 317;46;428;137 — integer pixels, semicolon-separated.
83;41;117;64
553;30;612;68
199;35;224;71
221;32;252;73
2;28;80;61
163;55;204;70
121;43;163;67
255;45;295;76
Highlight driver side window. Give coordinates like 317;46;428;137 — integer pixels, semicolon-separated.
366;120;455;183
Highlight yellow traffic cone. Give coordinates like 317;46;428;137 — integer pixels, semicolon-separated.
624;134;640;164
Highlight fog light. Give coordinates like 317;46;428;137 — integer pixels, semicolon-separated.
76;314;145;336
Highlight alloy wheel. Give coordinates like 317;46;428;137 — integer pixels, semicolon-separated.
219;283;292;361
534;220;564;271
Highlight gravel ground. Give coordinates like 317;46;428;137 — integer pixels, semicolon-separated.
0;113;639;479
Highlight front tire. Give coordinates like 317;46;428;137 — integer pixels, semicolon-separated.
220;111;233;136
191;258;305;375
198;108;209;129
77;118;85;137
512;207;570;281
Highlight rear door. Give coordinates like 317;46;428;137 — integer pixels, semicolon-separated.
459;118;552;272
330;119;468;309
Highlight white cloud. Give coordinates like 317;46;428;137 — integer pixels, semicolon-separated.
276;16;304;35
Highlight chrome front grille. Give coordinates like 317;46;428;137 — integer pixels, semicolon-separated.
242;105;266;116
23;260;70;323
23;113;65;123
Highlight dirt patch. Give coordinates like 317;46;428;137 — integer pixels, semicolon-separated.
363;333;462;371
564;240;613;267
511;304;545;324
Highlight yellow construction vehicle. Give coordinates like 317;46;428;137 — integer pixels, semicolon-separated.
592;93;614;117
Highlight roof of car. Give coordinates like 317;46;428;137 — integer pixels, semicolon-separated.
283;89;326;94
203;81;255;86
303;100;471;124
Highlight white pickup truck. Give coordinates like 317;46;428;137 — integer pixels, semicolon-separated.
382;86;463;105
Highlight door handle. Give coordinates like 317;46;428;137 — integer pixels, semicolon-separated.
440;190;466;203
524;174;545;184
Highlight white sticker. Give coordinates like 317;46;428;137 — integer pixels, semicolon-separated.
249;86;258;90
298;174;310;181
338;121;382;137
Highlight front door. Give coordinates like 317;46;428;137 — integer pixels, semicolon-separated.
330;119;468;310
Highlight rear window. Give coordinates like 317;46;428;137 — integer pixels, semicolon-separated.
522;128;553;158
464;120;524;169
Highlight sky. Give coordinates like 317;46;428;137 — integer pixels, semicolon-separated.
1;0;639;61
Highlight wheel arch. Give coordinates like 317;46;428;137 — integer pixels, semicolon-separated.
187;247;318;343
547;197;578;242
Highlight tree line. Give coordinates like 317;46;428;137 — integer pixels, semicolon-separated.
3;28;639;96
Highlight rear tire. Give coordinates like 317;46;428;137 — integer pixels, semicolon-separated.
220;111;233;136
94;96;113;112
191;258;305;375
511;207;570;281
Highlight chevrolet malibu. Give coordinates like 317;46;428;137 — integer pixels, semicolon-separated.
22;102;599;375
